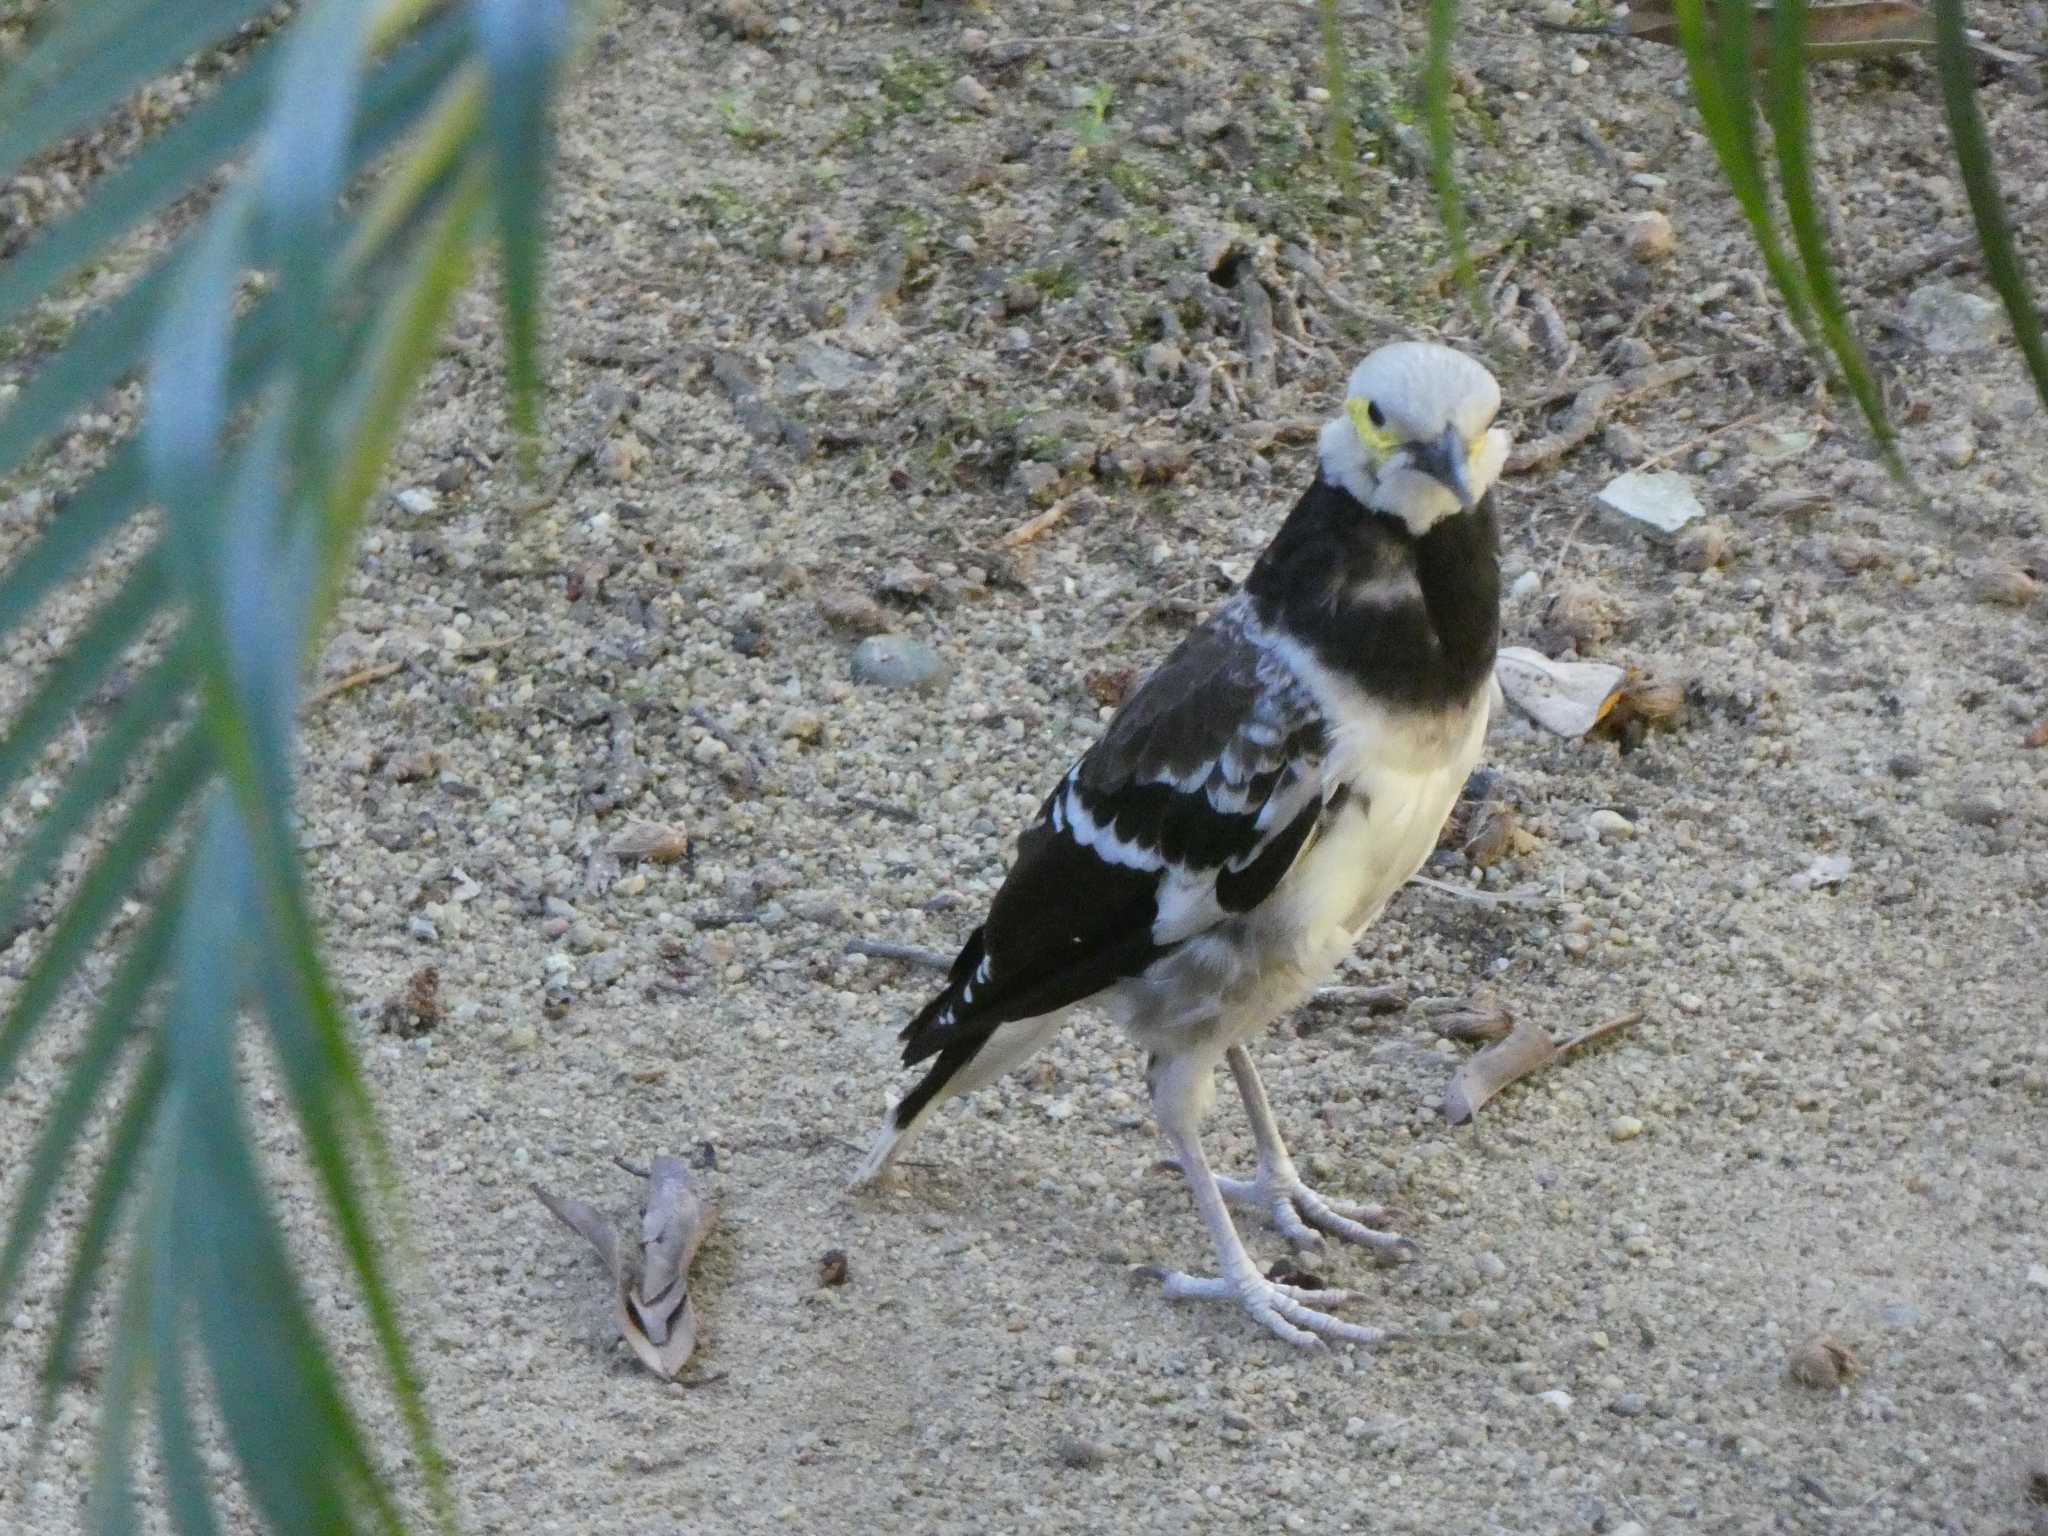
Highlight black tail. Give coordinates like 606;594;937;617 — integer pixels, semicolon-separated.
898;925;988;1066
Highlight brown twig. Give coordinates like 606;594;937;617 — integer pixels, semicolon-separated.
846;940;953;970
1628;406;1780;474
304;659;404;710
1001;496;1077;548
1239;271;1278;401
1426;220;1530;293
1506;358;1704;474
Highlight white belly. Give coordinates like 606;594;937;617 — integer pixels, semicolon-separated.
1115;685;1493;1056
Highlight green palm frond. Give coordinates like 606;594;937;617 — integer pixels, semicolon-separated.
0;1;574;1530
1329;0;2046;453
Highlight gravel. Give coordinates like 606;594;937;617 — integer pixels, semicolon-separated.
4;1;2046;1533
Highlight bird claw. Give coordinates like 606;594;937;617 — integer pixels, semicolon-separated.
1151;1267;1398;1350
1211;1169;1417;1261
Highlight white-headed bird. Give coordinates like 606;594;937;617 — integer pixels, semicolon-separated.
857;342;1510;1347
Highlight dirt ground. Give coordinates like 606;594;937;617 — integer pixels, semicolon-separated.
5;0;2048;1531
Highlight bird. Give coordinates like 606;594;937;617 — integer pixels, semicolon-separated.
855;341;1510;1348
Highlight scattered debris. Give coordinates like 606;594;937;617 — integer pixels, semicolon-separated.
1303;983;1410;1018
533;1155;715;1380
845;939;952;970
1787;1334;1861;1391
1442;1009;1644;1125
1789;853;1853;892
1568;0;2031;62
1002;495;1079;548
305;658;405;711
819;1249;851;1287
1597;470;1705;541
387;747;446;783
2025;721;2048;750
1971;562;2040;608
1265;1260;1331;1291
1506;358;1704;474
1083;667;1138;709
1495;647;1626;738
817;588;892;636
1419;994;1514;1043
1592;672;1687;748
379;965;443;1038
609;822;693;865
1461;801;1519;868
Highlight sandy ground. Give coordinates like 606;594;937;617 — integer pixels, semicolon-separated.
4;0;2048;1532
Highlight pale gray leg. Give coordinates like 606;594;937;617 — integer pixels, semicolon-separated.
1213;1044;1416;1260
1146;1052;1395;1350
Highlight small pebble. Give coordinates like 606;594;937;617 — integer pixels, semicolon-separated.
1610;1115;1645;1143
1475;1251;1507;1281
394;487;437;516
851;635;949;691
1587;809;1635;842
1536;1389;1574;1418
950;74;995;113
1055;1435;1105;1470
2025;1262;2048;1292
1610;1393;1648;1418
1936;429;1977;469
1621;1233;1653;1258
1624;210;1675;264
1050;1344;1078;1368
1788;1334;1859;1389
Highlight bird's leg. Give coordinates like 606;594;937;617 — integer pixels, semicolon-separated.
1151;1120;1396;1351
1212;1044;1415;1260
1142;1051;1394;1349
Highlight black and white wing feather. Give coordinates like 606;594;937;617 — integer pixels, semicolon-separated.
897;597;1333;1076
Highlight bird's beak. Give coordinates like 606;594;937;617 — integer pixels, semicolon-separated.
1412;424;1477;511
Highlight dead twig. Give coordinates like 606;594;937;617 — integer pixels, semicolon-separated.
1239;271;1278;402
1303;983;1409;1015
1001;496;1078;548
1628;406;1780;474
304;659;404;710
846;940;952;971
1426;220;1530;293
1506;357;1704;474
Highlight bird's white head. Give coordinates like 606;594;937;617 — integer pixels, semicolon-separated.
1317;342;1510;538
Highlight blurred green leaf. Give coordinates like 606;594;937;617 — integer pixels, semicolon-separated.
1933;0;2048;407
473;0;569;472
1422;0;1478;312
1763;0;1900;464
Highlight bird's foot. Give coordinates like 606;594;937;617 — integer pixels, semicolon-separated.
1144;1264;1399;1350
1209;1167;1416;1260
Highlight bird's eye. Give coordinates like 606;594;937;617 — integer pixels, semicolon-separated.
1367;401;1385;428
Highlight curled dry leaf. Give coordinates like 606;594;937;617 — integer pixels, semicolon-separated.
1462;802;1519;869
2025;721;2048;751
1424;993;1515;1043
609;821;692;864
533;1154;715;1379
819;1249;851;1287
1592;672;1687;748
1443;1010;1644;1125
1618;0;1944;59
1787;1334;1861;1390
1495;647;1626;738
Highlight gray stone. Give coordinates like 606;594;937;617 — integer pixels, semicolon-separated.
851;635;949;691
1597;470;1704;540
1906;284;2007;355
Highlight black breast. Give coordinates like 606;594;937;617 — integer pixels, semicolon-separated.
1244;474;1500;711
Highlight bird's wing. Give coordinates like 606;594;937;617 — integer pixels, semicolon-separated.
899;598;1332;1065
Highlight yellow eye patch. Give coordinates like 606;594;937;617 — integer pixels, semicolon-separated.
1345;397;1398;465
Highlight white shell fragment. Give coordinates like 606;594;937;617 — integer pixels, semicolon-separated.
1495;647;1625;738
1596;470;1704;540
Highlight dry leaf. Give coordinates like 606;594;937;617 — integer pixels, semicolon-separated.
1788;1334;1861;1389
1621;0;1929;57
1495;647;1626;738
534;1154;715;1380
819;1249;850;1287
1442;1010;1644;1124
379;965;443;1038
2025;721;2048;750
